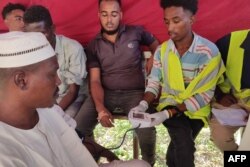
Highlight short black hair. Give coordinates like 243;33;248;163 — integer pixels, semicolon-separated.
160;0;198;15
98;0;121;7
23;5;53;28
1;3;26;19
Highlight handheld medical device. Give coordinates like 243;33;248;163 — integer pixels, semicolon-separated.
130;112;152;128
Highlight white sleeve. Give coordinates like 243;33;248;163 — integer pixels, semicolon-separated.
52;104;77;129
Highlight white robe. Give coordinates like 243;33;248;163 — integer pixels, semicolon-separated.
0;106;98;167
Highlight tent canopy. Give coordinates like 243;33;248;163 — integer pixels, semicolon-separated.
1;0;250;46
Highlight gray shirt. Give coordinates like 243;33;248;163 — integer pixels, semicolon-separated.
87;25;156;90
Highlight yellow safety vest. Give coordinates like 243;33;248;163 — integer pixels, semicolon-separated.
157;41;225;126
219;30;250;106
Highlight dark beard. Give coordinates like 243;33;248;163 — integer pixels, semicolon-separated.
101;26;119;35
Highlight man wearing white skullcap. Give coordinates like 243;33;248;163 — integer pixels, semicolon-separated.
0;31;151;167
0;31;98;167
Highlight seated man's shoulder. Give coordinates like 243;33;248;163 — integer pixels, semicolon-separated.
125;25;145;33
196;34;220;57
231;29;250;36
38;106;67;122
0;124;30;160
56;34;83;49
126;24;142;29
216;29;250;45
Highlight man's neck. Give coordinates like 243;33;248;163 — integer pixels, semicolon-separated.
0;103;39;129
51;34;56;49
175;32;194;57
102;32;118;43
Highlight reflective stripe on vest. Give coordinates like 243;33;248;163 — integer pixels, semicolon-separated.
158;41;225;126
219;30;250;107
227;30;248;92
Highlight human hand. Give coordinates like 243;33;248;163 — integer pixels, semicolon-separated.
232;104;250;122
148;110;170;127
83;137;119;162
218;94;237;107
101;149;119;162
128;110;153;128
128;100;148;125
238;100;250;113
130;100;148;113
236;101;250;122
97;109;114;127
145;57;153;75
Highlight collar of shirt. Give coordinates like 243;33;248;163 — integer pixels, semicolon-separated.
167;32;199;57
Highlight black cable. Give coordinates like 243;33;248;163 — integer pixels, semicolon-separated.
106;124;141;150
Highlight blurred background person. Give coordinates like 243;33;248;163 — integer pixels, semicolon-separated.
1;2;26;31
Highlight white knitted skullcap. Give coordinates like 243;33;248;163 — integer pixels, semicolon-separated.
0;31;55;68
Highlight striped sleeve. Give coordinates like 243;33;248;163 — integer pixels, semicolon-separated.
184;87;215;112
145;48;162;96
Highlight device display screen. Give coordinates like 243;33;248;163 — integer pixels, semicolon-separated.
133;113;144;119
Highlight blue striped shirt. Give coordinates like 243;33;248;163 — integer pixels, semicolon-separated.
146;33;220;112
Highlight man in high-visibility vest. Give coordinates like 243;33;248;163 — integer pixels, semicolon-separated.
209;29;250;151
128;0;225;166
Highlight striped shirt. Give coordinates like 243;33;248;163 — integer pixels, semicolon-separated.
146;33;220;112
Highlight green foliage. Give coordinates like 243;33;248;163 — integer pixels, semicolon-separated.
94;120;223;167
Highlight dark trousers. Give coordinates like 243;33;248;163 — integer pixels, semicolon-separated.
75;90;156;166
163;114;204;167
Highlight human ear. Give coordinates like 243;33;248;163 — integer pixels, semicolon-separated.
4;19;10;27
120;11;123;20
14;71;28;90
190;15;195;24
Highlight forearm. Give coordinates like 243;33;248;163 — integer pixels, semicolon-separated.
145;56;153;75
145;76;161;97
58;84;79;110
145;47;162;97
143;91;157;105
184;89;215;112
149;39;159;54
176;103;187;112
90;81;105;112
145;39;159;75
